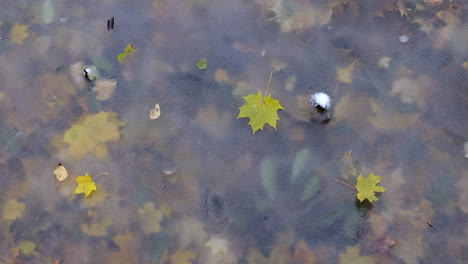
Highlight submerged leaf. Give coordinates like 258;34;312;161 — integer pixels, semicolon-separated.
18;240;36;255
138;202;164;234
291;148;312;184
206;237;229;256
355;172;386;203
301;177;320;202
81;212;112;237
10;23;30;46
238;91;283;134
54;163;68;182
74;173;97;197
337;62;356;84
62;111;125;160
41;0;55;24
196;58;208;70
339;246;375;264
260;157;277;201
2;199;26;220
169;249;197;264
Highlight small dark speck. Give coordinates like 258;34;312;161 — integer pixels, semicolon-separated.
263;216;269;221
427;222;433;228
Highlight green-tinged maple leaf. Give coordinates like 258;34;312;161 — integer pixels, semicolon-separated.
196;57;207;69
238;90;283;134
355;172;386;203
117;43;137;63
74;173;97;197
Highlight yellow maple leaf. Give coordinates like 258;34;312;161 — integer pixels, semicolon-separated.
62;111;125;160
355;172;386;203
238;91;284;134
10;23;30;46
74;173;97;197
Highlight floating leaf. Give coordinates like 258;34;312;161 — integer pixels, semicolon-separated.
291;148;312;184
74;173;97;197
62;111;125;160
355;172;386;203
339;246;375;264
138;202;163;234
301;177;320;202
260;157;277;201
196;58;207;70
238;91;283;134
10;23;30;46
117;43;137;63
18;240;36;255
149;104;161;120
2;199;26;220
337;62;356;84
54;163;68;182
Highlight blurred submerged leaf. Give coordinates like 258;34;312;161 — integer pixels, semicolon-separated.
291;148;312;184
288;240;318;264
261;157;277;201
90;55;113;72
117;43;137;63
18;240;36;255
54;163;68;182
355;173;386;203
138;202;164;234
205;237;229;256
238;91;283;134
10;23;30;46
301;177;320;202
339;246;375;264
337;62;356;84
2;199;26;220
81;212;112;237
196;58;207;70
41;0;55;24
62;111;125;160
74;173;97;197
94;79;117;101
169;249;197;264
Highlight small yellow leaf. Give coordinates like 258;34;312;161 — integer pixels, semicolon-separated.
54;163;68;182
74;173;97;197
117;43;137;63
149;104;161;120
355;172;386;203
337;62;356;84
10;23;30;46
3;199;26;220
138;202;163;234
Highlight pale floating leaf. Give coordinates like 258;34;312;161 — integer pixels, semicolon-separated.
54;163;68;182
149;104;161;120
196;58;207;70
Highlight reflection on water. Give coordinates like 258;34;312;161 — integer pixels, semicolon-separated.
0;0;467;263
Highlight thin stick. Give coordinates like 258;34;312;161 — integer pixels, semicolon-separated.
94;172;109;179
336;180;358;192
264;67;275;98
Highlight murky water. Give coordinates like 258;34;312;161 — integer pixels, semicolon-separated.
0;0;467;263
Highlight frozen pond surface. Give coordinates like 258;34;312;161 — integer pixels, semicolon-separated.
0;0;467;263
